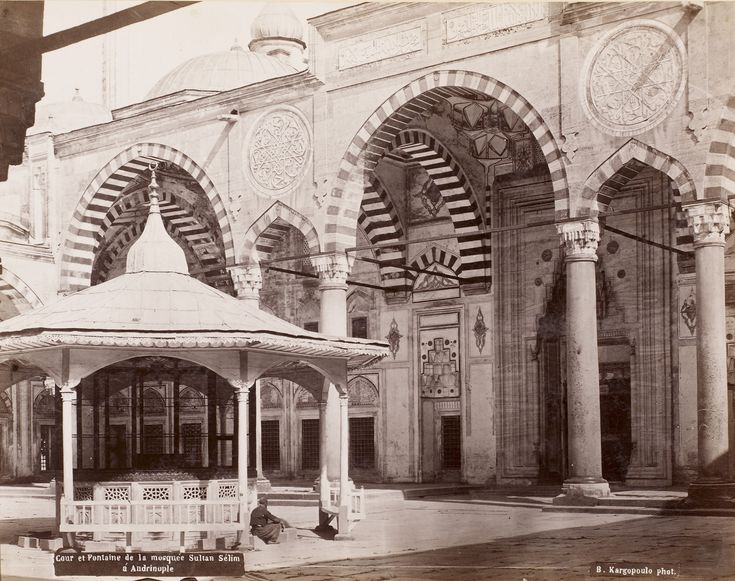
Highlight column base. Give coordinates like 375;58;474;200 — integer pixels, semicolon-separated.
552;478;610;505
687;479;735;507
255;476;271;492
334;533;354;541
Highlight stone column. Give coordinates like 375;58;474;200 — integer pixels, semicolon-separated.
254;379;269;490
555;220;610;502
229;264;262;308
60;381;80;533
335;393;352;540
685;201;734;502
232;381;250;530
314;253;349;526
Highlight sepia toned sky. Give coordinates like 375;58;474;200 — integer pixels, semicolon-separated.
41;0;355;109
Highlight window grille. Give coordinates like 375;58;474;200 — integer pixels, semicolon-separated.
349;417;375;469
351;316;368;338
261;420;280;470
301;419;320;470
441;415;461;470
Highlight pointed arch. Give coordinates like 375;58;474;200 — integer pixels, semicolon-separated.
0;268;43;315
408;245;461;286
579;139;696;248
324;70;569;252
59;143;235;291
347;375;379;407
392;129;488;285
704;96;735;201
243;201;320;264
357;175;407;292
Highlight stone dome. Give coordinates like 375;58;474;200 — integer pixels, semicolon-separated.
28;90;112;135
146;44;298;100
250;4;305;45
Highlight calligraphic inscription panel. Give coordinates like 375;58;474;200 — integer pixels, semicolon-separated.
583;20;686;136
443;3;546;44
338;25;424;70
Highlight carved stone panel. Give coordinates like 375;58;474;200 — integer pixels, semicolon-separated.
419;327;460;398
582;20;686;137
443;3;546;44
337;24;424;70
245;107;311;198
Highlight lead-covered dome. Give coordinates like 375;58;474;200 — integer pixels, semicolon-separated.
250;4;305;46
28;90;112;135
146;44;298;100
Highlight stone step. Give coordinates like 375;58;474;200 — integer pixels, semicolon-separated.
402;485;479;499
0;484;54;498
267;498;319;507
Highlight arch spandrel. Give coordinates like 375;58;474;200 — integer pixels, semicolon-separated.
703;96;735;201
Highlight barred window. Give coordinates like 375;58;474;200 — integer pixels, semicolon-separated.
301;419;320;470
349;417;375;469
441;415;461;470
261;420;280;470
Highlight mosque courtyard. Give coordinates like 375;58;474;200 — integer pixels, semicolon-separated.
0;486;732;581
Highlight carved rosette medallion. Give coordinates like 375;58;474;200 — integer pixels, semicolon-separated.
582;20;686;137
246;108;311;198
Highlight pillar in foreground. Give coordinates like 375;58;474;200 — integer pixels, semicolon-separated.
60;381;80;505
335;393;353;540
232;381;251;529
685;201;734;502
555;220;610;501
314;253;350;526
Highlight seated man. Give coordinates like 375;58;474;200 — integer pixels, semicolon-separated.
250;497;290;544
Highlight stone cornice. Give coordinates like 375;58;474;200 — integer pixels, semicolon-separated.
0;239;54;262
52;71;324;158
309;2;457;40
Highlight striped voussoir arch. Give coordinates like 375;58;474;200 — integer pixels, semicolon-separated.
0;268;43;315
703;96;735;200
408;245;461;287
579;139;696;249
325;70;569;252
60;143;234;291
243;201;320;264
392;129;488;286
357;176;407;292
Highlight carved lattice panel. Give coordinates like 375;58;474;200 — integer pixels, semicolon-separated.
74;486;93;501
182;485;207;500
104;486;130;501
141;485;171;501
218;483;237;499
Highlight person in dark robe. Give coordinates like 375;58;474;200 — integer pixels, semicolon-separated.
250;497;290;544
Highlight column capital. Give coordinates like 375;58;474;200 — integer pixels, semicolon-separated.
313;253;352;290
229;380;252;398
228;264;262;301
557;220;600;262
684;201;732;247
59;380;80;400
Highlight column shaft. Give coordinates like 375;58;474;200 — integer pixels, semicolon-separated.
555;220;609;501
339;395;349;507
60;385;77;503
235;386;250;519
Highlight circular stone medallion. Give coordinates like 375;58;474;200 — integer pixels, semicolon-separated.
582;20;686;137
246;108;311;197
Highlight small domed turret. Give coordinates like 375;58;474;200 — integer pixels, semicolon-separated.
249;4;305;69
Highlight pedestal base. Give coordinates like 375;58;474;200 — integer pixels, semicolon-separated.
256;477;271;492
687;480;735;507
553;478;610;505
334;533;354;541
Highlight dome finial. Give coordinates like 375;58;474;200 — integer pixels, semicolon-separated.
125;162;189;276
148;162;161;214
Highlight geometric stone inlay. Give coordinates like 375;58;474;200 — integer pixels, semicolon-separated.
583;20;686;137
247;109;310;197
182;485;207;500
